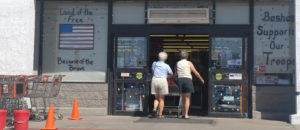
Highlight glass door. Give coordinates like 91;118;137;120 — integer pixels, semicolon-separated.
112;36;149;115
209;37;248;117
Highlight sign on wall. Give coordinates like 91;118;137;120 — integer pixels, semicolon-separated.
253;4;295;85
254;5;295;73
42;2;108;82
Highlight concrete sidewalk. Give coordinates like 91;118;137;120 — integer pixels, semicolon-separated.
23;116;300;130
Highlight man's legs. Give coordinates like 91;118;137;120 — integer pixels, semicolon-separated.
158;95;165;116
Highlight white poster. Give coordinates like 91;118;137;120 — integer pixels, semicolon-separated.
254;5;295;73
42;2;108;82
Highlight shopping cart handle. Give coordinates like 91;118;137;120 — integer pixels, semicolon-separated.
58;75;66;77
42;75;52;85
27;75;40;77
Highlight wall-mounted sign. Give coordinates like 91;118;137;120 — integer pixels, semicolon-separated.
254;5;295;73
42;3;108;82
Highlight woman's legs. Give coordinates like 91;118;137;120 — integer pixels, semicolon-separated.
158;95;165;116
153;94;159;111
181;93;191;118
153;94;165;117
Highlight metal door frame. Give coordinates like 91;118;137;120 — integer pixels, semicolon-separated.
111;34;150;115
208;33;250;117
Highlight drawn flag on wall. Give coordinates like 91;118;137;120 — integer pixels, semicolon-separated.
59;24;94;50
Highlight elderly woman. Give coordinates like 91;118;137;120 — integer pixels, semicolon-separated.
176;51;205;119
151;52;173;118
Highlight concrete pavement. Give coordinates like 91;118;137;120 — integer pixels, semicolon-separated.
23;116;300;130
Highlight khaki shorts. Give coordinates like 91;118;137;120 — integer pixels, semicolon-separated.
151;77;169;95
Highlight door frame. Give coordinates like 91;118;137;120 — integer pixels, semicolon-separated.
108;25;252;116
111;34;150;115
208;34;250;117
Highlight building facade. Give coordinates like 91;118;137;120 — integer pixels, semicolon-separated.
0;0;298;122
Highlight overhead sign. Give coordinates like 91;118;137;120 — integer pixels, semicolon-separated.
147;8;210;24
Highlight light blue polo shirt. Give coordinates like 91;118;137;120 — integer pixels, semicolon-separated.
152;61;173;78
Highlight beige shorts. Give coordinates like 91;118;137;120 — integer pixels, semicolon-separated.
151;77;169;95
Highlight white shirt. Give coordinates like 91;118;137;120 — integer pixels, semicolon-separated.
177;59;192;79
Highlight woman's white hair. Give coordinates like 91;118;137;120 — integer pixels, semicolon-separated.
158;52;168;61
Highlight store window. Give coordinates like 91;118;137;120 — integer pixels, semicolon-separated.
211;38;243;70
117;37;147;68
41;1;108;82
113;1;145;24
216;0;249;24
253;0;295;86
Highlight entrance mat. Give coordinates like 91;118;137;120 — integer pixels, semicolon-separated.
134;118;214;124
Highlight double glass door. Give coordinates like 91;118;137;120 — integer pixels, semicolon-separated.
111;35;249;117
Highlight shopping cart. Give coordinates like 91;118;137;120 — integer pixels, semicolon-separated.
164;77;182;118
25;75;65;121
25;75;45;121
42;75;65;120
0;75;28;126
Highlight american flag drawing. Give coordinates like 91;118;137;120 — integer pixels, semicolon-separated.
59;24;94;50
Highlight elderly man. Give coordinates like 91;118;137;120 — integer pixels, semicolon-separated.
151;52;173;118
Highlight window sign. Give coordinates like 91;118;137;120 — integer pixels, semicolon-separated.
42;2;108;82
253;2;295;85
117;37;147;68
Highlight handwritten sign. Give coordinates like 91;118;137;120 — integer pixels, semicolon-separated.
254;5;295;73
60;7;96;23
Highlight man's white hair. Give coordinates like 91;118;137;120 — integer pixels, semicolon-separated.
158;52;168;61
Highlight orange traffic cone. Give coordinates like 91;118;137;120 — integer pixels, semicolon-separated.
41;104;57;130
68;98;83;120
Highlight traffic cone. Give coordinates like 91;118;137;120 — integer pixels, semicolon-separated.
68;98;83;120
41;104;57;130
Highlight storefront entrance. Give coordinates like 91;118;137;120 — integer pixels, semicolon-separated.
148;34;209;116
110;32;249;118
